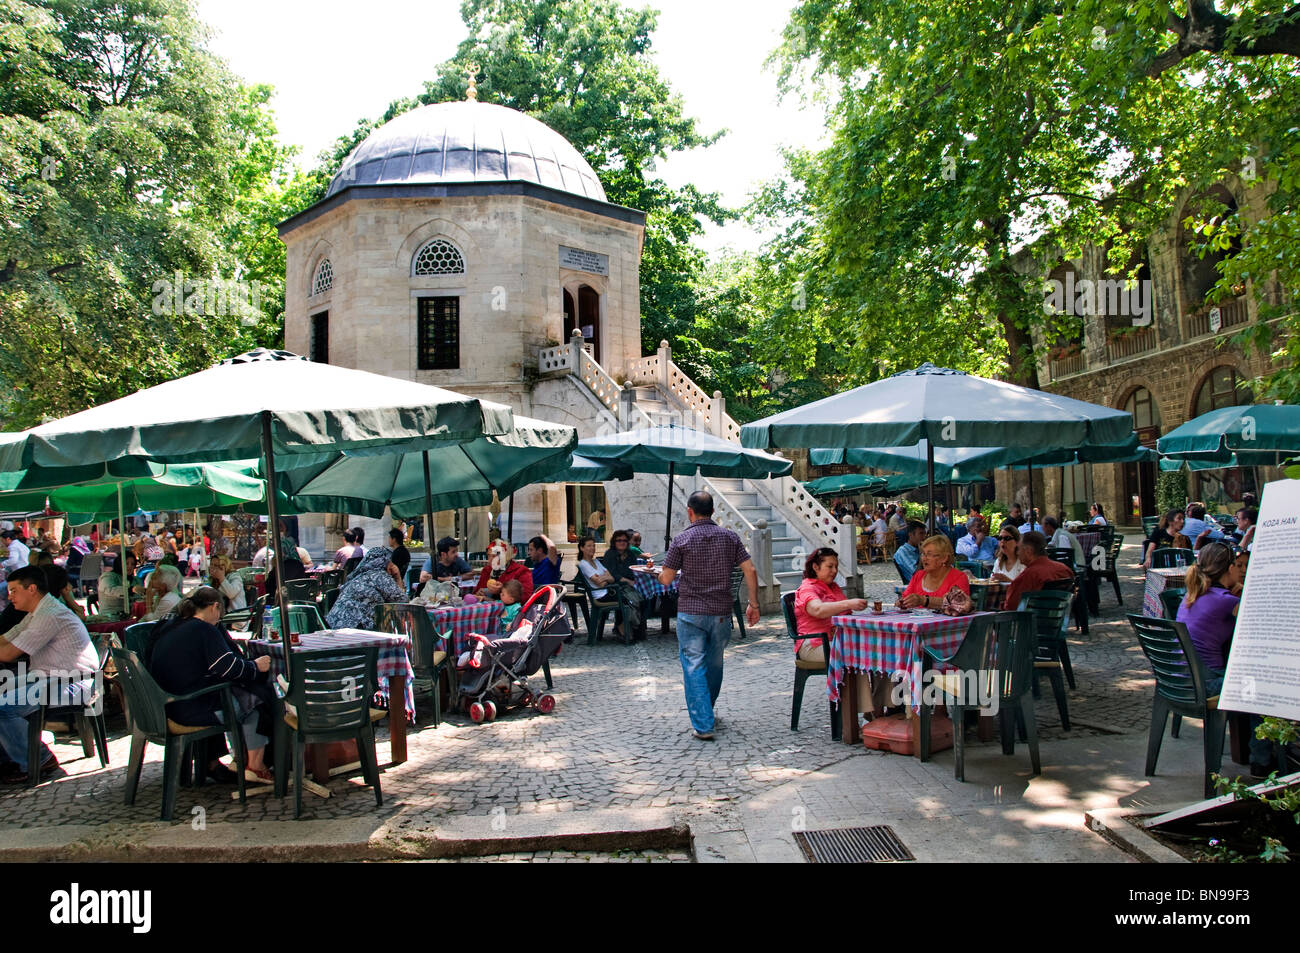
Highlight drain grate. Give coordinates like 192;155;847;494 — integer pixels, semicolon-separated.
794;826;914;863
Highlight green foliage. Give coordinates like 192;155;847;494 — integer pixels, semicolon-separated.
0;0;297;428
1209;720;1299;862
1156;470;1190;514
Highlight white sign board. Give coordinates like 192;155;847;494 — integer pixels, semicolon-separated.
1220;478;1300;720
559;245;609;276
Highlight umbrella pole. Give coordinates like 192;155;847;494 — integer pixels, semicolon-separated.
1028;461;1035;528
117;482;129;617
664;461;676;551
507;493;514;543
926;442;936;534
422;451;435;565
261;411;292;671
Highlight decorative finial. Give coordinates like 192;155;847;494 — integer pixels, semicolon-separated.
465;63;479;101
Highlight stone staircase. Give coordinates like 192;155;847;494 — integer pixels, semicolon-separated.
536;333;859;599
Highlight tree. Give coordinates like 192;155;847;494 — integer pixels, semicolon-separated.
0;0;292;428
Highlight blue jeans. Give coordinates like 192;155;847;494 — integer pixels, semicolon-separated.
676;612;732;733
0;699;41;772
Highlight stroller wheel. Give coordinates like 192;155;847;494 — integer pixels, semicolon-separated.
469;702;486;723
537;693;556;714
484;700;498;721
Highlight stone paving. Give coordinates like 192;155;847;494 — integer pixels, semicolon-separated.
0;534;1195;860
407;849;690;863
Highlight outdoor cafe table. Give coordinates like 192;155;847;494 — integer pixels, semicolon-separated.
248;628;414;768
1143;567;1187;618
1074;530;1101;561
425;600;504;657
969;578;1009;612
828;609;992;749
629;565;678;632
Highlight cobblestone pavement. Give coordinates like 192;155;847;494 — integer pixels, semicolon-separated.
0;536;1160;837
405;849;691;863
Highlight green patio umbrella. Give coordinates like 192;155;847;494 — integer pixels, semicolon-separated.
1157;404;1300;467
532;453;634;485
802;473;889;496
0;349;514;635
576;424;793;548
745;364;1135;527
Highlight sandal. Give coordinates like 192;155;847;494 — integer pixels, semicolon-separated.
244;767;273;785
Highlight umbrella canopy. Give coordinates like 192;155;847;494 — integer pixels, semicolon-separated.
1156;404;1300;466
1159;454;1241;472
281;415;577;518
803;473;889;496
576;425;793;479
0;461;265;522
811;442;1017;480
532;453;634;484
741;363;1135;451
576;425;793;547
0;349;514;482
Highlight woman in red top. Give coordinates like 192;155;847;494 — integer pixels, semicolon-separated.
474;539;535;605
793;548;866;664
897;535;970;609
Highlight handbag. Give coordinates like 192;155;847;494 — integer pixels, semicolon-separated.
941;587;974;616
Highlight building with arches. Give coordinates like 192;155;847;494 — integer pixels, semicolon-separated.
1018;174;1285;522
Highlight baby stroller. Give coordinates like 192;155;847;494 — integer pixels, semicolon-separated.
458;584;569;723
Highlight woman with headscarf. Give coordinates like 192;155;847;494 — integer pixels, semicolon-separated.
325;547;407;630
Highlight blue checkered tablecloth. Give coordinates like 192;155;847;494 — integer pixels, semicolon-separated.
425;601;505;657
249;628;415;719
629;566;678;601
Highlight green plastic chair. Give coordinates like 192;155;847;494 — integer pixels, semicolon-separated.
573;570;618;645
322;587;343;614
24;635;112;785
782;591;840;740
373;603;454;727
405;566;423;597
920;610;1040;781
318;569;344;590
1126;614;1227;798
956;559;990;579
1151;548;1194;570
273;647;383;819
1160;587;1187;621
268;602;326;637
1017;589;1073;730
109;645;247;820
729;566;747;640
281;577;320;603
1141;515;1160;538
1091;531;1125;605
122;621;155;659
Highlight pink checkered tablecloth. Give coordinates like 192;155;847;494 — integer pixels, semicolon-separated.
1143;567;1187;618
425;601;504;657
249;628;415;719
828;610;988;709
1074;531;1101;561
629;566;678;601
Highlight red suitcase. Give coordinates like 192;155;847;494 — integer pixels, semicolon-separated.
860;712;952;756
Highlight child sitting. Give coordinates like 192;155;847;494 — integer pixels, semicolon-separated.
499;578;524;628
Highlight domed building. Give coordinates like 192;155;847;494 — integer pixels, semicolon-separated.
279;96;647;550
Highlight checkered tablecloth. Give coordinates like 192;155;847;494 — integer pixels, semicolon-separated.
1143;567;1187;618
1075;531;1101;561
249;628;415;719
828;611;985;709
425;601;504;657
629;567;678;601
970;580;1009;611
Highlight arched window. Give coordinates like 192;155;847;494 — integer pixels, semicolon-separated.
412;239;465;276
1193;366;1253;417
1124;387;1161;432
311;259;333;296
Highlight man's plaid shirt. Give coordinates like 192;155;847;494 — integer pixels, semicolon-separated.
662;519;751;616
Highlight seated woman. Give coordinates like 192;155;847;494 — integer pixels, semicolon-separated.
146;586;275;784
325;547;407;630
96;553;135;612
897;535;970;610
473;539;535;605
601;531;640;583
576;535;642;641
208;555;246;612
1175;541;1241;694
141;564;183;621
1089;502;1108;526
792;548;866;665
990;524;1024;582
1142;508;1186;568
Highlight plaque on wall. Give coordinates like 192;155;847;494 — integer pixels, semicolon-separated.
559;245;609;276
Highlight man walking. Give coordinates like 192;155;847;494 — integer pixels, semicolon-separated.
658;491;760;740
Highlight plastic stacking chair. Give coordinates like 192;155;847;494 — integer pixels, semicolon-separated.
1018;590;1073;730
109;646;246;821
920;611;1040;781
122;621;155;659
1160;587;1187;621
574;571;618;645
781;591;840;740
1141;515;1160;538
730;566;747;640
1127;614;1227;799
561;576;591;633
24;638;112;784
405;566;423;598
318;569;344;590
273;647;383;819
1046;548;1090;635
373;603;454;726
281;577;320;603
268;602;326;637
956;559;990;579
1092;531;1125;605
342;555;362;578
1151;548;1194;570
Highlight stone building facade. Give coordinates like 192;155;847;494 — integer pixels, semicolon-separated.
1006;174;1286;523
278;99;647;552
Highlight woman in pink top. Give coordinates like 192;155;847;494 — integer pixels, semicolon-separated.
793;548;866;664
897;535;970;609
